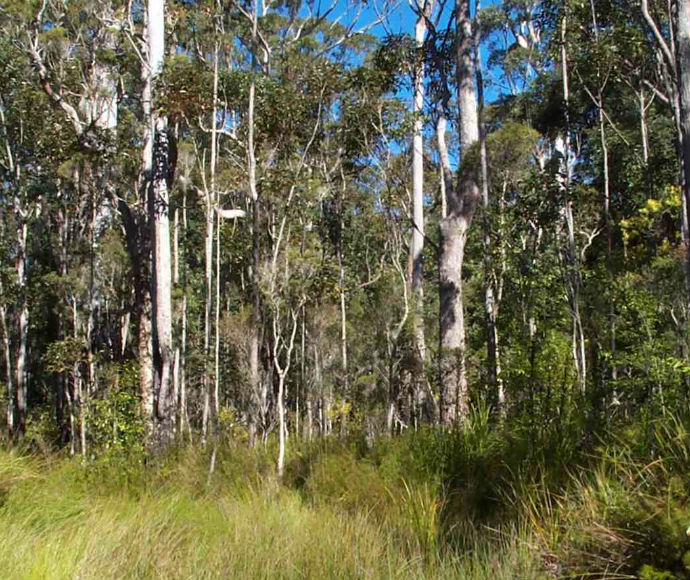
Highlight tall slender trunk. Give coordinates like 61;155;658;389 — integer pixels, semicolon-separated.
474;2;500;412
15;219;28;436
147;0;174;446
72;299;86;461
411;0;432;423
202;42;221;445
439;0;480;425
639;89;650;165
86;176;97;396
274;309;299;477
588;0;615;390
298;304;306;439
277;370;286;473
338;240;348;389
676;0;690;324
559;14;586;393
214;196;221;427
201;202;214;443
0;280;13;436
248;0;263;444
181;192;190;441
172;202;180;437
201;167;216;443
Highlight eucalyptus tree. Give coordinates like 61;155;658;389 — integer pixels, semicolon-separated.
410;0;435;423
437;0;481;424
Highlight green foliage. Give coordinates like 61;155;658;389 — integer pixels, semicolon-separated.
87;362;144;458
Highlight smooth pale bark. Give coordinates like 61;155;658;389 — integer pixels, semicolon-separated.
214;203;221;425
1;99;29;437
677;0;690;320
273;308;300;477
639;89;650;164
86;173;97;397
147;0;174;446
338;220;348;389
180;192;190;442
437;113;451;220
247;0;263;444
439;0;480;425
201;202;214;443
15;219;28;435
559;15;587;393
201;67;218;445
474;3;501;412
201;42;222;445
212;44;221;435
298;304;305;439
411;0;433;423
172;203;180;437
151;120;174;443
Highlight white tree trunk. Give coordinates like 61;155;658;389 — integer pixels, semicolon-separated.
439;0;480;425
15;219;28;435
248;0;263;444
676;0;690;322
559;15;586;393
147;0;174;446
411;0;433;422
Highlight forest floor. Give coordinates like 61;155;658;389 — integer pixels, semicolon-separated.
0;415;689;580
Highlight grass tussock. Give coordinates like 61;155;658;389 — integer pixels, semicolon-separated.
0;413;689;579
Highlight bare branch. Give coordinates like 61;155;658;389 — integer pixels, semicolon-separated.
27;30;84;138
640;0;676;76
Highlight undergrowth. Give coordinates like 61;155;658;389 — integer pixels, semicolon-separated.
0;412;688;579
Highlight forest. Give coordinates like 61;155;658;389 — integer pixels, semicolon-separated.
0;0;690;577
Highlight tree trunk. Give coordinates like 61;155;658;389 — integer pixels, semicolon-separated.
172;201;180;437
214;197;221;428
181;191;190;442
559;14;586;393
147;0;174;447
274;310;299;477
338;192;348;395
676;0;690;323
277;370;286;475
639;88;650;165
201;184;215;445
474;3;500;412
247;0;263;444
411;0;432;424
15;219;28;436
439;219;470;424
439;0;480;425
0;280;13;437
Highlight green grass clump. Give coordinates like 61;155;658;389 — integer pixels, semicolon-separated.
0;445;538;580
0;412;688;579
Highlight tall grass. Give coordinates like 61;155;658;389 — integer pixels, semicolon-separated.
0;445;538;580
0;412;688;579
